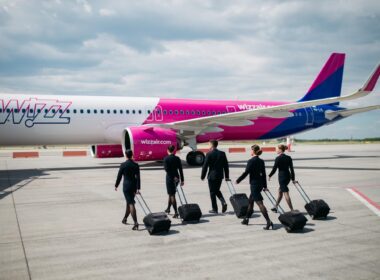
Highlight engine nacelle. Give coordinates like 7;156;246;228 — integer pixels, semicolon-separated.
123;126;182;161
91;144;124;158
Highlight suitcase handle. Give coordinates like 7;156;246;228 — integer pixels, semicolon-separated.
292;181;312;204
176;183;188;206
226;180;237;195
136;193;152;215
263;189;285;215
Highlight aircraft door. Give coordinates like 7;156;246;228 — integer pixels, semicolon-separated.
304;107;314;125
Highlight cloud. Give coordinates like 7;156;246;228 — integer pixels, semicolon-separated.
0;0;379;138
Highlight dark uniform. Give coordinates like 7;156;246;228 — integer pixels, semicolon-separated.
163;154;184;195
201;148;229;211
115;159;141;204
236;156;267;201
268;153;294;192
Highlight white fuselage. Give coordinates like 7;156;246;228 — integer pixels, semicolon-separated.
0;94;159;145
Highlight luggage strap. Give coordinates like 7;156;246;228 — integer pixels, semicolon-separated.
293;181;312;204
176;183;188;206
136;193;152;216
263;189;285;215
226;180;237;195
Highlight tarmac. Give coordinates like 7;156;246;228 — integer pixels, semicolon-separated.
0;144;379;280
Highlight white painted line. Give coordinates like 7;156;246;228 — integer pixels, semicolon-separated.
347;188;380;217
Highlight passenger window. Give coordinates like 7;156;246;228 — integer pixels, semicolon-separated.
73;109;77;114
22;109;26;113
44;109;48;114
30;109;34;113
132;110;136;114
0;109;2;113
113;110;117;114
169;110;173;115
80;109;84;114
163;110;167;115
15;109;19;113
207;111;211;115
180;110;184;115
87;109;91;114
147;110;151;114
175;110;178;115
186;110;190;115
7;109;10;113
120;110;123;114
197;110;200;115
100;109;104;114
212;111;216;115
59;109;63;113
38;109;42;113
52;109;56;113
202;111;206;115
126;110;129;114
94;109;97;114
107;110;110;114
191;110;195;115
138;110;142;114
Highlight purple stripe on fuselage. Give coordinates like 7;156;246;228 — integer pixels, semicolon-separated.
143;98;290;142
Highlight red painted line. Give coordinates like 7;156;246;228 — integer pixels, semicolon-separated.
350;188;380;210
261;147;276;152
229;147;246;153
197;149;209;153
63;151;87;157
13;152;39;158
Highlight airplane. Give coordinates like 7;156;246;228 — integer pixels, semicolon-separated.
0;53;379;166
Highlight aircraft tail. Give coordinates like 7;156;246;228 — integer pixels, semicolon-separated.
299;53;345;105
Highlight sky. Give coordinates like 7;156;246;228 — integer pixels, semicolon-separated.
0;0;379;139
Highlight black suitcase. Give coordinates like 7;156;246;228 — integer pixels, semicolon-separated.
177;184;202;222
136;194;171;235
293;182;330;219
264;189;307;232
278;211;308;232
226;181;249;218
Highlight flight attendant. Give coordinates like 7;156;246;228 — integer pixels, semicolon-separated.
201;140;229;214
268;144;296;212
163;145;184;218
115;149;141;230
236;145;273;229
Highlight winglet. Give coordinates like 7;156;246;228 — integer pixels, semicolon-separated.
361;63;380;92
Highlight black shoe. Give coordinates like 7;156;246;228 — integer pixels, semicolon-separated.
222;203;227;213
164;208;170;214
241;218;249;225
173;213;179;219
263;221;274;230
122;218;127;224
271;207;278;213
132;223;139;231
209;209;218;214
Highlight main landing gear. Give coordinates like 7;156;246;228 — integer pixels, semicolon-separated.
186;151;205;166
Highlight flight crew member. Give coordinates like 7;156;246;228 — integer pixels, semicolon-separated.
115;149;141;231
163;145;184;219
268;144;296;212
236;145;273;230
201;140;229;214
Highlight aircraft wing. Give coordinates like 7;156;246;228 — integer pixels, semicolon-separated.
148;63;380;137
325;105;380;120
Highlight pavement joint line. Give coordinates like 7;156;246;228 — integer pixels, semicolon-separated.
346;187;380;217
5;162;32;280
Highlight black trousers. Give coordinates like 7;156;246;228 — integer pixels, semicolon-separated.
208;179;225;211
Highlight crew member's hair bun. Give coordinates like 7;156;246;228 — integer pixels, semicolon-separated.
278;144;288;152
251;144;262;156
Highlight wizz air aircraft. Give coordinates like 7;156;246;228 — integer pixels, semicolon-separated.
0;53;379;165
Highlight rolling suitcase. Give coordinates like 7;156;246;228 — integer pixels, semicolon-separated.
176;184;202;222
264;189;307;232
293;181;330;219
226;180;249;218
136;194;171;235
